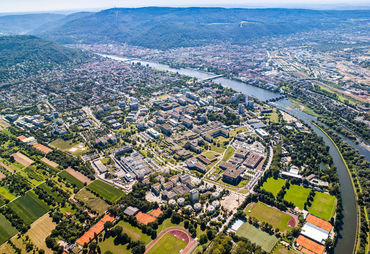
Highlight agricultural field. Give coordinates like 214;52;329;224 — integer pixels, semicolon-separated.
87;180;124;203
0;214;18;245
18;166;45;186
65;167;92;184
37;183;66;203
146;233;187;254
75;188;109;214
8;191;49;225
11;152;34;167
245;202;294;232
0;186;16;201
59;170;84;189
308;192;337;221
49;138;87;156
261;177;286;197
283;185;311;209
0;159;23;172
26;213;56;254
236;222;278;252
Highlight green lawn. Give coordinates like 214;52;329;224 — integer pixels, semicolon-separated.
261;177;286;197
0;214;18;245
8;191;49;225
210;144;226;153
146;233;187;254
245;202;293;232
156;218;202;238
308;192;337;221
87;180;124;203
202;151;218;159
283;185;310;209
236;222;278;252
99;236;130;254
59;170;84;189
222;147;235;161
272;244;298;254
49;138;86;155
266;111;279;123
230;127;247;137
115;220;151;244
75;188;109;214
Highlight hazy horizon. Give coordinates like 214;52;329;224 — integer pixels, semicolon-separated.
1;0;370;14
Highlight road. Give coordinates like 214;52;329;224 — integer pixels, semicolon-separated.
82;106;102;127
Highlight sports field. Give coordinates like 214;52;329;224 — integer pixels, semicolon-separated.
245;202;293;232
308;192;336;221
0;214;18;245
261;177;286;197
8;191;49;225
75;188;109;214
283;185;310;209
59;170;84;189
146;233;187;254
26;213;56;254
236;222;278;252
87;180;124;203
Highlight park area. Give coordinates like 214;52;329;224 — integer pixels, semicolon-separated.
8;191;49;225
261;177;286;197
87;180;124;203
49;138;87;156
0;214;18;245
308;192;337;221
75;188;109;214
236;222;278;252
245;202;296;232
283;184;311;209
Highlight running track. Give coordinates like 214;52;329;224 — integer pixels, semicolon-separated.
145;227;196;254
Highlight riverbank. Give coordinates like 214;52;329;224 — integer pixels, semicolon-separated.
315;123;369;254
102;53;358;254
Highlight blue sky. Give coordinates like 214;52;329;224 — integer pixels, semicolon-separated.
1;0;369;13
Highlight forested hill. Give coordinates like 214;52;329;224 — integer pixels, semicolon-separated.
37;7;370;49
0;35;89;82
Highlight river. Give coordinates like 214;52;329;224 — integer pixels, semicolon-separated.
102;54;357;254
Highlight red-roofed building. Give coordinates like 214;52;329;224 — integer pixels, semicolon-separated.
296;235;325;254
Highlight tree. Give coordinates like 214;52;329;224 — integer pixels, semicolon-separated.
132;243;145;254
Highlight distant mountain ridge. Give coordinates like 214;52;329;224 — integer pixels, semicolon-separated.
0;8;369;49
0;13;64;34
37;7;370;49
